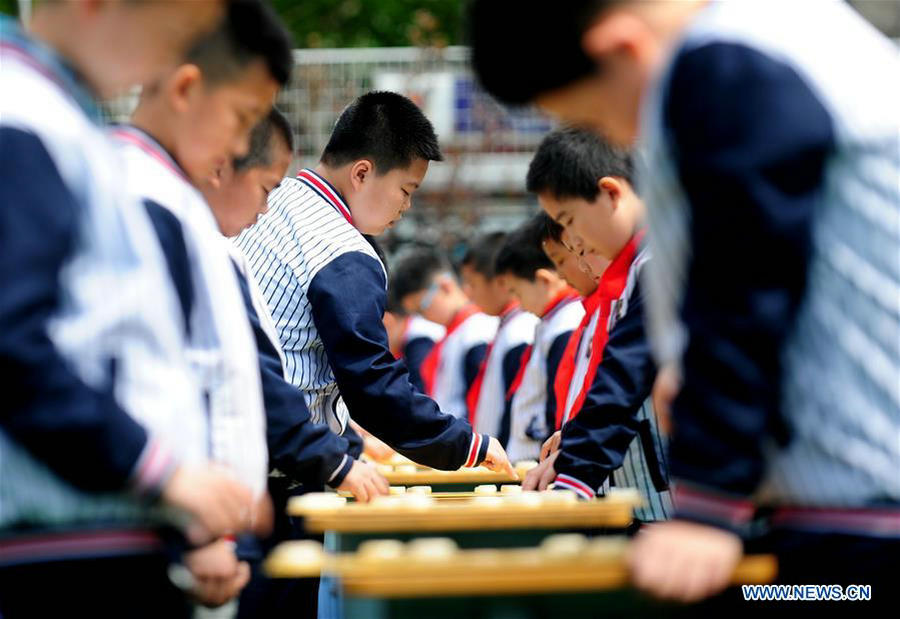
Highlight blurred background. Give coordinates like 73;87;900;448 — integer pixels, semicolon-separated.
3;0;898;263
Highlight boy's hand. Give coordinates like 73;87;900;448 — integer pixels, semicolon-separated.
522;450;558;490
540;431;561;461
480;436;518;479
628;520;743;603
184;539;251;608
161;465;254;545
336;460;389;503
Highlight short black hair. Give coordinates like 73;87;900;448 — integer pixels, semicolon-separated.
494;215;556;281
535;212;565;245
321;91;443;173
233;106;294;172
185;0;294;87
468;0;614;105
460;231;507;279
527;127;633;201
391;248;452;302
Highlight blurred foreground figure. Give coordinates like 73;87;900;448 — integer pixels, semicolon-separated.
0;2;276;617
470;0;900;605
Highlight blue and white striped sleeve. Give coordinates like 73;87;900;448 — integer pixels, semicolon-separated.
662;42;834;531
307;251;487;470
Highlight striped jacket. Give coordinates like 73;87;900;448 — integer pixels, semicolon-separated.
639;0;900;535
235;169;488;469
554;240;672;523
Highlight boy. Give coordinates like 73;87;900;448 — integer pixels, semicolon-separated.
460;232;537;445
201;108;388;617
521;129;672;526
493;216;583;462
235;91;513;475
393;249;499;422
0;1;253;617
471;0;900;602
537;215;606;434
113;3;294;607
383;294;445;394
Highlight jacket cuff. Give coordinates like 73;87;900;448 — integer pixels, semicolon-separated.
672;482;756;535
553;473;596;500
129;438;178;501
464;433;490;468
327;455;354;488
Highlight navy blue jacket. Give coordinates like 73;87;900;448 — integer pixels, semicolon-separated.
662;43;832;527
0;127;149;493
555;279;657;494
307;252;489;470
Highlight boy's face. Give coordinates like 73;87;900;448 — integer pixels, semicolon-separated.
203;137;292;238
460;265;511;316
348;158;429;236
176;60;279;185
535;75;642;148
538;179;640;261
542;238;598;297
505;275;549;316
533;9;663;147
400;275;458;327
64;0;224;98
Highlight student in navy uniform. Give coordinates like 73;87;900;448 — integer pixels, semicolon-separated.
0;2;259;618
393;249;499;423
383;291;445;394
236;92;515;479
201;108;389;618
114;4;298;608
493;216;584;463
471;0;900;603
459;232;537;447
520;129;672;525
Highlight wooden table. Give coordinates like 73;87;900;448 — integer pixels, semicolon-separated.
266;537;777;619
289;490;641;551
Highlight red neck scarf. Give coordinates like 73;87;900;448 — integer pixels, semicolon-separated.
505;288;580;401
420;304;480;397
553;233;644;428
466;302;520;423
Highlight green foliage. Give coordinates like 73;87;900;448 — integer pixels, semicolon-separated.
0;0;19;17
269;0;464;48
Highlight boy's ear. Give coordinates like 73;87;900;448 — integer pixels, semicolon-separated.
534;268;557;286
349;159;374;191
598;176;622;209
167;64;202;114
580;10;648;66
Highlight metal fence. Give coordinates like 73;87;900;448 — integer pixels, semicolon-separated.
102;46;547;250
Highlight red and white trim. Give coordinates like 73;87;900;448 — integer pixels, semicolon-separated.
131;439;177;497
464;433;484;468
297;168;354;226
554;474;596;500
0;529;164;566
111;127;190;183
771;506;900;537
673;484;756;528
